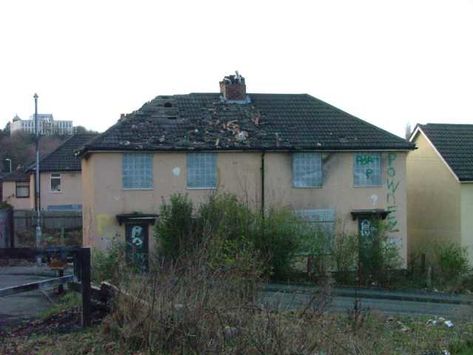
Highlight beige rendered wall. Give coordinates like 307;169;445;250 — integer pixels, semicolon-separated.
40;172;82;210
461;184;473;263
407;133;461;257
83;151;409;264
265;151;408;263
82;152;262;250
1;180;33;210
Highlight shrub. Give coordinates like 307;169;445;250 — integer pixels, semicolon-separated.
155;193;194;259
437;242;470;279
254;208;304;279
332;233;359;284
155;193;308;280
358;220;402;286
91;241;126;283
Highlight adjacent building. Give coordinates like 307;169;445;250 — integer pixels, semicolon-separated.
1;134;97;211
407;124;473;262
10;114;74;136
79;73;414;265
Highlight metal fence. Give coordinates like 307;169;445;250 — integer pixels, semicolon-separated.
14;210;82;247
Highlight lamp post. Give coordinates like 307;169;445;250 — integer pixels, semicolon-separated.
4;158;12;173
34;93;42;265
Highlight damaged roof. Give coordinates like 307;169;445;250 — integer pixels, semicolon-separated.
415;123;473;181
80;93;413;154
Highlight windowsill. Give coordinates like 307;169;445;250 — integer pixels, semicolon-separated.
123;188;154;191
50;191;63;193
292;185;323;189
15;196;30;199
353;184;383;188
186;187;217;190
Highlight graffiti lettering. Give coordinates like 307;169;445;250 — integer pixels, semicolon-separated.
356;154;375;165
386;153;400;233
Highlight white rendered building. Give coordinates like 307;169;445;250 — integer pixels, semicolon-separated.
10;114;73;135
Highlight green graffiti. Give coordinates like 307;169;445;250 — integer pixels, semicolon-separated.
356;154;375;165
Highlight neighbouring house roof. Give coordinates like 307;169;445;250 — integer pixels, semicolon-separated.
1;170;29;182
29;133;98;172
412;123;473;182
80;93;413;155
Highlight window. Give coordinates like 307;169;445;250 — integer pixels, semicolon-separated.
353;153;381;186
122;153;153;189
295;209;336;253
50;173;62;192
187;153;216;188
292;152;322;187
15;181;30;198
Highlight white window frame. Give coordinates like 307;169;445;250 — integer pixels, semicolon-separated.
353;152;382;187
122;153;153;190
15;181;30;198
187;152;217;189
292;152;323;188
50;173;62;193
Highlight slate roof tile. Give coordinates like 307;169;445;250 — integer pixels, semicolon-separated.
32;133;98;172
81;93;413;154
418;123;473;181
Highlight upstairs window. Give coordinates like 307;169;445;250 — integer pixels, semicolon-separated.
50;173;62;192
122;153;153;189
187;153;217;188
15;181;30;198
292;152;322;187
353;153;381;186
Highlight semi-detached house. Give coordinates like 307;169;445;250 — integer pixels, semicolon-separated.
78;73;414;265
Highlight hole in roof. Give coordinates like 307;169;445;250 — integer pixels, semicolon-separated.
164;102;173;108
167;116;177;120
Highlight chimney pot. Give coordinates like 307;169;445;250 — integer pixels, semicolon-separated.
220;72;247;102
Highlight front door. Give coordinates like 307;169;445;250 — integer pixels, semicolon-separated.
125;223;149;271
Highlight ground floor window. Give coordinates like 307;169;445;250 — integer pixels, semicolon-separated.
15;181;30;198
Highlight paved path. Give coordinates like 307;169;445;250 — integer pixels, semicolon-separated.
262;284;473;320
0;266;59;329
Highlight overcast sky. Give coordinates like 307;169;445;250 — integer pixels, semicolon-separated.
1;0;472;137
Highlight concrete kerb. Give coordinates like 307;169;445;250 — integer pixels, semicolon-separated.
265;283;473;306
3;266;472;306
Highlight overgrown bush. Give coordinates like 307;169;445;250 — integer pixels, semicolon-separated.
332;233;359;284
255;208;305;279
436;242;471;282
91;241;126;283
155;193;194;259
103;251;388;354
155;193;306;279
358;220;402;286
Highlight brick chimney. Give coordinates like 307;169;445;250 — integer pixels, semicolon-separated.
219;71;248;102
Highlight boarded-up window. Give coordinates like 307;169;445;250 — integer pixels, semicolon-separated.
187;153;216;188
296;208;336;254
122;153;153;189
292;153;322;187
353;153;381;186
296;209;336;236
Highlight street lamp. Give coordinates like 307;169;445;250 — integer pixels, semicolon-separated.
4;158;12;173
34;93;42;265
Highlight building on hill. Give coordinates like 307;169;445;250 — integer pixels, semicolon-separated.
10;114;74;136
407;123;473;263
78;72;415;267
